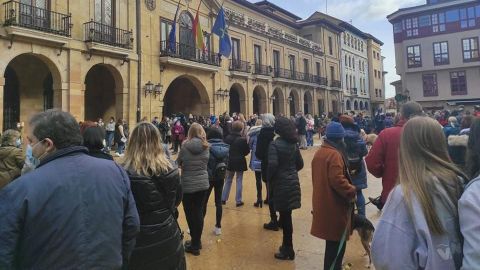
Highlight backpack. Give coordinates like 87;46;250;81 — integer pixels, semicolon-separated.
209;149;228;181
344;136;362;177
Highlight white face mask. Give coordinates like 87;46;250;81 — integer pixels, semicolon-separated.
15;138;22;148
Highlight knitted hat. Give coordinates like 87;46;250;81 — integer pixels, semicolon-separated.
339;115;355;126
326;122;345;140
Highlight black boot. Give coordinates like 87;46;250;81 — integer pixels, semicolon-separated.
274;245;295;260
184;240;201;256
263;220;279;231
253;200;263;208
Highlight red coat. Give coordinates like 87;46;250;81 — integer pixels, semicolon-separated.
365;120;406;203
311;142;356;241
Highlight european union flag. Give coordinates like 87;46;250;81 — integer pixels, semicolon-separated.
168;1;181;53
212;7;231;58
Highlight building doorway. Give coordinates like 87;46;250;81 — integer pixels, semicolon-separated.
163;76;210;117
85;64;120;121
252;86;267;115
229;83;246;115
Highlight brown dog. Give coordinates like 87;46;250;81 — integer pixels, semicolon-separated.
365;134;378;151
353;214;375;268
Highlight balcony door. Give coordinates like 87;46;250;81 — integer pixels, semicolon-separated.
94;0;115;43
19;0;49;29
273;50;280;76
254;45;261;72
179;12;195;59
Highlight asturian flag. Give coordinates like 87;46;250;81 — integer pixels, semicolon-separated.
211;7;231;58
168;0;182;53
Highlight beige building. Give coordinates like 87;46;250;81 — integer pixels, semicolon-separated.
388;0;480;112
366;35;386;114
0;0;368;132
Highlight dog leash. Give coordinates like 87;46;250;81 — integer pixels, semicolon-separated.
329;204;354;270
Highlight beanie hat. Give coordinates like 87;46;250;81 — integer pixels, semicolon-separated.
339;115;355;126
326;122;345;140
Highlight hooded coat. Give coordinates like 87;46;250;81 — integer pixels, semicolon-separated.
177;138;209;194
267;137;304;211
207;139;230;181
448;132;468;170
0;146;24;189
224;132;250;172
127;166;186;270
255;126;275;178
247;126;262;172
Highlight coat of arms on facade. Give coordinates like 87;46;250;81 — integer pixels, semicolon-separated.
145;0;156;11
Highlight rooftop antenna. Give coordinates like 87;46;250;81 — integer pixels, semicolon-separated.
325;0;328;14
349;19;353;24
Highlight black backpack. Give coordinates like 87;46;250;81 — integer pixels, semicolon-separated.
344;137;362;177
209;150;227;181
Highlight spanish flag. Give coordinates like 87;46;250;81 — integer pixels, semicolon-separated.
192;2;205;51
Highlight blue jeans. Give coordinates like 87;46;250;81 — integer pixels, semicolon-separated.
117;142;125;154
105;131;114;149
222;171;243;203
306;130;314;146
356;189;366;217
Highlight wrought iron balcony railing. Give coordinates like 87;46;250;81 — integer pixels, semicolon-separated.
229;59;251;73
160;41;220;66
84;20;133;49
3;0;71;37
253;64;270;76
313;75;328;86
350;88;358;95
331;80;342;88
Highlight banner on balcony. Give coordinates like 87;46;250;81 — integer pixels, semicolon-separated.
168;0;182;53
212;7;231;58
192;2;205;51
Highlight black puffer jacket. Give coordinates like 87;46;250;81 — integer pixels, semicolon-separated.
267;138;304;211
127;166;186;270
224;132;250;172
255;127;275;176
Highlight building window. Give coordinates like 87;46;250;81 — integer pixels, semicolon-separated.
303;34;312;41
422;74;438;97
377;52;380;59
346;74;349;89
273;50;280;75
254;44;262;66
328;36;333;55
433;41;449;65
303;59;309;74
95;0;114;26
405;17;418;37
407;45;422;68
330;66;335;81
379;89;382;97
231;38;240;61
393;22;402;33
460;7;476;28
450;71;467;95
419;15;431;27
353;59;355;70
431;13;446;32
462;38;479;61
375;89;378;97
289;55;296;72
316;62;321;76
446;9;460;22
345;55;348;66
348;56;351;68
160;19;172;50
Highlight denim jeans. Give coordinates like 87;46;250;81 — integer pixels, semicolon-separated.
221;171;243;203
105;131;114;149
116;141;125;154
356;189;366;217
306;130;314;146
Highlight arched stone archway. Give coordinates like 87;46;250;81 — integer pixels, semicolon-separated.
252;86;267;115
85;64;124;122
289;89;300;117
360;101;364;111
346;100;351;111
163;75;210;116
354;100;359;111
304;91;313;115
272;88;284;116
2;53;61;131
330;94;339;114
229;83;246;115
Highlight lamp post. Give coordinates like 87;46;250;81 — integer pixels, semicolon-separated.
153;83;162;98
144;81;154;97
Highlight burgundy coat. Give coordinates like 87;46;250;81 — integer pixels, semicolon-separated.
365;120;406;204
311;142;356;241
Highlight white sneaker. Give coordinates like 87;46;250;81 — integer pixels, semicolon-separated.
214;227;222;236
115;153;121;157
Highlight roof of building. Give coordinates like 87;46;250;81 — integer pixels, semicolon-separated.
387;0;476;21
253;0;302;21
231;0;301;29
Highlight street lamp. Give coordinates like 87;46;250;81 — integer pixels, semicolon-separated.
270;94;276;102
223;89;230;97
153;83;163;97
288;96;293;102
144;81;154;97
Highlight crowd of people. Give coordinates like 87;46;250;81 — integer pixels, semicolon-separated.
0;102;479;269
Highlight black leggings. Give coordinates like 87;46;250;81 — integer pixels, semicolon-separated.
254;171;262;202
324;240;347;270
182;190;208;248
173;139;181;153
203;180;224;228
279;210;293;247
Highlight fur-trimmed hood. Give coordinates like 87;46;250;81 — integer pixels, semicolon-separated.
448;134;469;147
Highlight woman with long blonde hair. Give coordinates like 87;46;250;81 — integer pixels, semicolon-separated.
177;123;210;256
372;116;466;269
122;122;186;270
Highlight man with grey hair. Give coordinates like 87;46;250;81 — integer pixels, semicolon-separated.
0;110;139;269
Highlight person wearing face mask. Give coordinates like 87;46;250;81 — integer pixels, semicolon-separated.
0;129;24;190
0;110;140;269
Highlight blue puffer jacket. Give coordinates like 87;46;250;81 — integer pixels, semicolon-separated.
207;139;230;181
0;146;140;269
345;128;368;190
248;126;262;172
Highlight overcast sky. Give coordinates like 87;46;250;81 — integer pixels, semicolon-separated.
249;0;426;98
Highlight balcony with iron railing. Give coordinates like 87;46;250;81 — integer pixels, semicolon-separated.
229;59;251;73
253;64;270;76
160;40;220;67
331;80;342;88
313;75;328;86
350;88;358;96
84;20;133;49
3;0;71;37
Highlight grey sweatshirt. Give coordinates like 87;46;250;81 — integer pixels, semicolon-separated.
459;177;480;269
372;184;463;270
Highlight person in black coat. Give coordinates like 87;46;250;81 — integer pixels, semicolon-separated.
296;112;308;150
267;117;304;260
82;126;113;160
221;121;250;207
123;122;186;270
255;114;279;230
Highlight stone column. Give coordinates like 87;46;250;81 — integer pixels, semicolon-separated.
53;82;69;111
0;77;4;132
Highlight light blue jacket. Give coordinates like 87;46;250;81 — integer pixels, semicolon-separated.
459;177;480;269
372;184;463;270
248;126;262;172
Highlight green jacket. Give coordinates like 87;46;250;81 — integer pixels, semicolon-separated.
0;146;24;189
